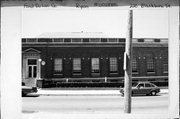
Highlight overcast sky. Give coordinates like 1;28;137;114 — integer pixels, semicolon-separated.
22;7;168;38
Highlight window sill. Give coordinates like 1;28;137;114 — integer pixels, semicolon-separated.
147;72;155;74
73;73;82;76
53;73;63;76
91;73;100;76
163;71;168;74
132;72;139;75
110;72;118;74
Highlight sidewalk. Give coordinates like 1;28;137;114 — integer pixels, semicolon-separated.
35;88;168;96
24;89;170;119
22;112;170;119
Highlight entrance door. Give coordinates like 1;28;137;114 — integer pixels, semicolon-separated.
27;59;37;78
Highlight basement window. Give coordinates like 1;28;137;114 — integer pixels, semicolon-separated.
53;38;64;42
154;39;161;42
137;39;144;42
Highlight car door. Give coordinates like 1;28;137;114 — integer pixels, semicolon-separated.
135;83;145;95
144;83;152;94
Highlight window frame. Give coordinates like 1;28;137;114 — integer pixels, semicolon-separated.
72;58;82;73
145;83;152;88
27;59;38;78
71;38;82;43
163;56;168;73
163;64;168;73
132;57;138;73
54;58;63;73
91;58;100;73
146;56;155;73
109;57;118;73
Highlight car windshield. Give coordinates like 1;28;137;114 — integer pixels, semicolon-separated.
132;82;138;87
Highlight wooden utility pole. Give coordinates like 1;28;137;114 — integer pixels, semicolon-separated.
124;10;133;113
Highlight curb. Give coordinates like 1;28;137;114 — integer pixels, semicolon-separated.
38;93;168;96
36;90;168;96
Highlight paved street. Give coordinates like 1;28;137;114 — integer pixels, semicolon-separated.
22;94;168;115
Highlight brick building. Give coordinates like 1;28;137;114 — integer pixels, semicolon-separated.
22;32;168;87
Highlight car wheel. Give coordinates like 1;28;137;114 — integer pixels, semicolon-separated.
151;91;157;96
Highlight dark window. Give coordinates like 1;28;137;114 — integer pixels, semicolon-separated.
22;38;26;42
108;38;118;42
132;82;138;87
72;38;82;43
27;38;37;42
145;83;151;87
22;82;25;86
101;38;107;42
38;38;52;42
137;83;144;88
138;39;144;42
150;84;156;87
154;39;161;42
64;38;71;42
90;38;100;42
118;38;125;42
83;38;89;42
28;59;37;65
53;38;64;42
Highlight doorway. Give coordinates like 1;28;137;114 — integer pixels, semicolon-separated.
27;59;37;78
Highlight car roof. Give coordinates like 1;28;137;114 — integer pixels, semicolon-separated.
136;82;157;86
137;82;155;84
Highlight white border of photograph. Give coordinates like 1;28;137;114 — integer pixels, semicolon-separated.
1;4;179;119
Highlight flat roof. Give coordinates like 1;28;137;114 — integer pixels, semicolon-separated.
35;32;168;39
36;32;110;39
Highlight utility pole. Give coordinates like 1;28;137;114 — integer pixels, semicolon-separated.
124;10;133;113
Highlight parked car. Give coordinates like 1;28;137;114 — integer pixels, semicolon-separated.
120;82;160;96
22;82;38;96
